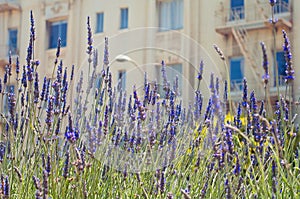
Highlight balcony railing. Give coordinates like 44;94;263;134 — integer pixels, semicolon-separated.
0;0;20;12
229;6;245;22
273;1;289;15
215;2;291;28
231;79;243;92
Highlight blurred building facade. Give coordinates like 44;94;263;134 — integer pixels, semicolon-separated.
0;0;299;110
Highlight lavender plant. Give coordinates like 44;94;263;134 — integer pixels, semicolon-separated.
0;11;298;199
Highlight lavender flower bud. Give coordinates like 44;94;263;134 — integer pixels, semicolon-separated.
282;30;294;83
34;72;39;103
4;176;9;198
55;37;61;65
46;154;51;175
197;60;204;80
63;151;70;178
30;10;35;41
16;56;20;77
14;166;22;182
242;78;248;108
269;0;277;6
103;37;109;69
213;44;225;60
260;42;269;86
44;79;50;102
3;70;8;85
65;114;79;143
70;65;74;81
86;16;93;56
0;78;2;93
22;65;27;88
40;77;47;101
45;96;54;129
43;170;48;199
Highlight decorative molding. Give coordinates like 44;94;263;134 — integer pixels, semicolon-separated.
45;1;69;20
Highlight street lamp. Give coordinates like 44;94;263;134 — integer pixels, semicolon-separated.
112;54;145;75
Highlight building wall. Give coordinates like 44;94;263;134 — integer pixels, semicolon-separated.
0;0;298;110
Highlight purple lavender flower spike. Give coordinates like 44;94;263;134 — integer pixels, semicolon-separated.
22;66;27;88
45;96;54;130
16;56;20;78
270;0;277;6
86;16;93;57
242;78;248;108
3;69;8;85
70;65;74;81
30;10;35;41
55;37;61;65
0;78;2;94
34;72;39;103
282;30;294;83
63;151;70;178
197;60;204;81
103;37;109;69
260;42;269;86
4;175;9;198
40;77;47;101
65;114;79;143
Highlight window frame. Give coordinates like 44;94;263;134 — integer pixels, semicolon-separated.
120;8;129;29
96;12;104;33
8;28;18;55
158;0;184;31
229;56;244;91
275;51;286;86
48;20;68;49
229;0;245;21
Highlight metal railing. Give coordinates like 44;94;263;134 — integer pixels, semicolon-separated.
215;1;290;27
229;6;245;22
231;79;243;92
274;1;289;15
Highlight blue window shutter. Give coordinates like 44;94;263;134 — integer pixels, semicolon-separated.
276;51;286;85
159;0;183;31
96;13;104;33
60;22;67;47
230;57;244;90
231;0;244;8
8;29;18;55
120;8;128;29
49;21;67;49
276;51;286;76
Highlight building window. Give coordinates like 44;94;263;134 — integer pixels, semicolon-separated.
274;0;289;14
230;57;244;91
158;0;184;31
229;0;244;21
49;20;67;49
3;85;15;114
275;51;286;86
120;8;128;29
159;64;183;97
118;70;126;91
96;13;104;33
8;29;18;55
